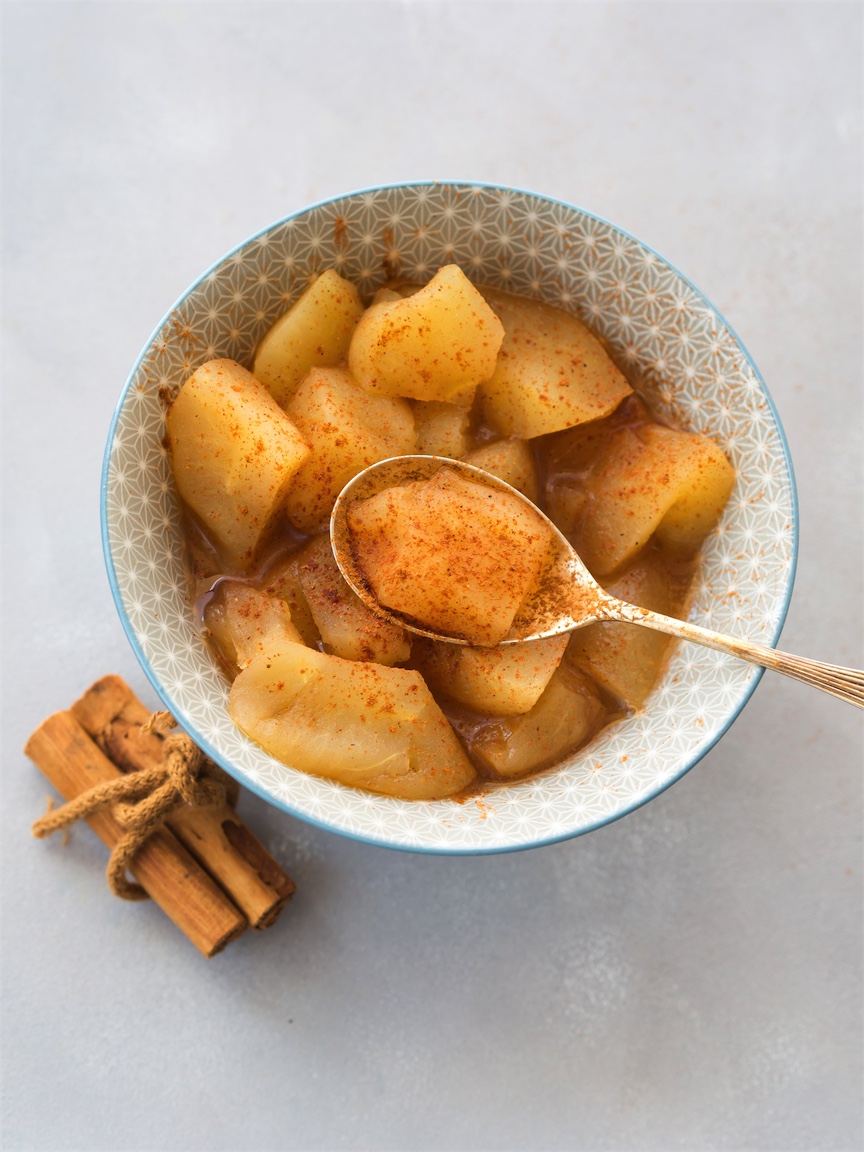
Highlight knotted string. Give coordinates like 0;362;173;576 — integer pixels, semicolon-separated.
32;712;238;900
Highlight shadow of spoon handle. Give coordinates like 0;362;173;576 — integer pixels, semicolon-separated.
604;599;864;709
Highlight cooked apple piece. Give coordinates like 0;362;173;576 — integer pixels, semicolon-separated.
229;645;476;799
204;583;304;674
567;550;678;709
467;665;605;778
542;394;653;476
644;426;736;553
370;287;402;305
167;359;310;567
477;287;632;438
412;401;471;458
252;270;363;407
579;425;735;576
464;439;539;503
347;467;553;647
545;479;588;537
283;367;416;532
259;554;321;649
417;633;568;716
348;265;504;406
542;398;654;538
296;534;411;665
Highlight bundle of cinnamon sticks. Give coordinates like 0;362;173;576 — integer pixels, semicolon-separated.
26;676;296;956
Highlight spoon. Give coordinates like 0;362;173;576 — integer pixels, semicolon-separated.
331;455;864;709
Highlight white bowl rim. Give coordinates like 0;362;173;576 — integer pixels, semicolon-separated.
101;179;799;854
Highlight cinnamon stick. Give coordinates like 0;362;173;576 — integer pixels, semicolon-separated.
70;676;296;929
26;712;246;957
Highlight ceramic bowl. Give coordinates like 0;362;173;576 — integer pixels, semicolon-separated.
102;182;797;853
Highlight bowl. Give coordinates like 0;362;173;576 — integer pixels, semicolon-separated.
102;181;797;853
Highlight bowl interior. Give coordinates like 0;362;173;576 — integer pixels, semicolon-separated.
103;182;796;852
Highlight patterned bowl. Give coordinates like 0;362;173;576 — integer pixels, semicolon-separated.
102;182;797;853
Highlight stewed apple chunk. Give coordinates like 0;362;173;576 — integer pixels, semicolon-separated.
229;646;476;799
259;553;321;649
477;287;632;438
412;401;471;458
346;467;553;646
467;665;605;778
167;359;310;566
566;549;680;709
545;480;588;538
643;426;736;553
296;534;411;665
370;287;402;305
579;424;735;576
542;395;655;538
204;583;303;674
283;367;416;532
252;270;364;407
348;265;505;406
416;633;569;716
542;394;653;473
464;438;539;503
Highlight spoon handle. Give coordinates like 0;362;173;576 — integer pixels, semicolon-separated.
604;600;864;709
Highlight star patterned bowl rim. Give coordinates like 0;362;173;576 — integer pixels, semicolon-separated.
101;179;799;854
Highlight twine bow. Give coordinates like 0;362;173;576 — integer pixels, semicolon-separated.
32;712;239;900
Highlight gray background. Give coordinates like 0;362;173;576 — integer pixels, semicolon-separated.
2;3;861;1150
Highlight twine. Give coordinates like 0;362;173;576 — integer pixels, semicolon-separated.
32;712;239;901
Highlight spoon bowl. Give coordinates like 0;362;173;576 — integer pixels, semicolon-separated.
332;456;864;709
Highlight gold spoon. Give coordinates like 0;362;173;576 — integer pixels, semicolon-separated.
331;455;864;709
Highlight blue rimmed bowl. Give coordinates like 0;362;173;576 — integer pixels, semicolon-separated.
102;181;797;853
